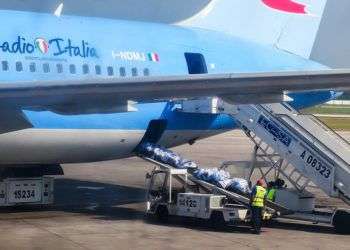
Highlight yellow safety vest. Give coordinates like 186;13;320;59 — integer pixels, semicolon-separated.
267;188;277;201
252;186;267;207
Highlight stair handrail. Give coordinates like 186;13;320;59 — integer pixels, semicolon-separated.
303;113;350;147
255;104;350;173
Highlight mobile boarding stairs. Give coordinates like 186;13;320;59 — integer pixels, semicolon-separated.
141;98;350;233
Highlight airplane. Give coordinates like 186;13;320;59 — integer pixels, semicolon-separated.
0;3;348;169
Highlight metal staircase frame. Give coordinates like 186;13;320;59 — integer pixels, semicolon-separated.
244;130;312;195
229;102;350;205
169;97;350;231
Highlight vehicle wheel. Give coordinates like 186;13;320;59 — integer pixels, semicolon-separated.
156;205;169;223
333;209;350;234
210;211;226;229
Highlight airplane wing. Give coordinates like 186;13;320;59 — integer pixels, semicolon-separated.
2;69;350;114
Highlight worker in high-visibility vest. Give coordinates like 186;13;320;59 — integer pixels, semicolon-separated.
250;179;267;234
267;188;276;202
267;181;277;202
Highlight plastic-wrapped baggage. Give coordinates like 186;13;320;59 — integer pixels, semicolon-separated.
137;143;197;169
180;159;197;169
218;179;234;189
226;178;251;195
137;143;250;194
193;168;230;185
194;169;250;194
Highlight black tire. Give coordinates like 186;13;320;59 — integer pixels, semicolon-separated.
333;209;350;234
155;205;169;223
209;211;226;229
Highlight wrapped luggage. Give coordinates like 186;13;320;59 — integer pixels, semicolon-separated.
137;143;197;169
137;143;250;194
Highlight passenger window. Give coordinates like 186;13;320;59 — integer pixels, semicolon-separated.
131;67;138;77
83;64;89;74
29;63;36;72
143;68;150;76
69;64;76;74
119;67;126;77
57;64;63;73
43;63;50;73
107;66;114;76
1;61;8;71
16;62;23;72
95;65;101;75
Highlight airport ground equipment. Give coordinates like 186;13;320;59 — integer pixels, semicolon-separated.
0;165;61;207
144;159;250;226
178;98;350;233
0;177;54;206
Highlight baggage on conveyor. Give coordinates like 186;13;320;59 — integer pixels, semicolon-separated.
137;143;251;195
137;143;198;169
193;168;251;195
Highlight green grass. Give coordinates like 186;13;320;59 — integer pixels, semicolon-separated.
303;105;350;115
301;105;350;130
318;117;350;131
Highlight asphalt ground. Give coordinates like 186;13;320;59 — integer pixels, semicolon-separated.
0;131;349;250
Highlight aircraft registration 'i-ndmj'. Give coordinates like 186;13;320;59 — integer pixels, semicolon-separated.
0;0;348;166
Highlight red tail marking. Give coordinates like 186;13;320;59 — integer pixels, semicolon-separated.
262;0;308;14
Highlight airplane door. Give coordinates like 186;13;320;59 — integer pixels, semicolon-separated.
184;53;208;74
140;119;168;144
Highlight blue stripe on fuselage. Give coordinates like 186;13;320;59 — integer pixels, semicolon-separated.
24;102;166;130
24;102;238;131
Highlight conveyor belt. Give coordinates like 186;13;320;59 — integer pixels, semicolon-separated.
140;156;292;215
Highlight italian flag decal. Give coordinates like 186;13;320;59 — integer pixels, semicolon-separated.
148;53;159;62
35;38;49;54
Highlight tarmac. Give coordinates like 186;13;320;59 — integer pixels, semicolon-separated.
0;130;349;250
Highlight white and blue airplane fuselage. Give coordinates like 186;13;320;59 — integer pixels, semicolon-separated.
0;10;339;165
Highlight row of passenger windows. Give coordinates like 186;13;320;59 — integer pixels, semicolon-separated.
1;61;151;77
